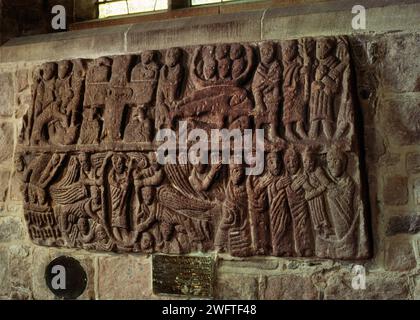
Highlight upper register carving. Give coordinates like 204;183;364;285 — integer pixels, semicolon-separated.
16;36;370;259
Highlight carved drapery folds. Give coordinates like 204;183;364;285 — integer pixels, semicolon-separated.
16;36;370;259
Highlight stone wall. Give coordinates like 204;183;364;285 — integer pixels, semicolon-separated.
0;0;97;45
0;0;419;299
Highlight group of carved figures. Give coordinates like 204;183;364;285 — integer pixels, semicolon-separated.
17;36;370;259
21;36;354;147
15;144;368;259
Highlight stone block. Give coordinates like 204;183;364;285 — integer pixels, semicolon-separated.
97;255;152;299
386;214;420;236
414;179;420;206
383;176;408;206
0;246;10;297
15;91;31;119
0;73;14;117
0;171;10;202
382;95;420;146
0;25;128;63
262;274;319;300
407;153;420;174
382;33;420;93
414;275;420;300
9;171;23;202
364;127;385;164
324;270;410;300
15;69;29;92
218;257;279;270
0;122;14;165
385;240;416;271
0;216;25;243
263;3;420;40
215;273;258;300
126;11;263;52
31;247;54;300
8;244;32;291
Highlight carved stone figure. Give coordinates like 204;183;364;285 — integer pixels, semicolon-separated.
216;44;231;80
266;152;294;256
282;40;312;140
79;106;102;144
252;41;282;142
215;163;251;256
308;38;347;139
25;62;57;144
284;147;314;257
124;107;153;143
155;47;184;130
17;38;370;259
301;148;332;257
325;147;368;259
108;153;133;243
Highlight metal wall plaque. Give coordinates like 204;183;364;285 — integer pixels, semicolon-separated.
152;255;216;297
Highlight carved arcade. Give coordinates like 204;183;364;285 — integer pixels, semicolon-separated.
16;37;370;259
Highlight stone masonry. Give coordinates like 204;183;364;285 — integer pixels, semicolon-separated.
0;0;419;299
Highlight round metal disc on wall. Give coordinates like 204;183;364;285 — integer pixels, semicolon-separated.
45;256;87;300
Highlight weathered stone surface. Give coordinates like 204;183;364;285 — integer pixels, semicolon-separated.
9;171;23;202
15;36;369;260
364;127;385;163
385;240;416;271
215;273;258;300
324;270;410;300
15;69;29;92
382;33;420;93
383;176;409;206
414;275;420;300
381;153;401;167
262;274;319;300
263;3;420;41
0;73;14;117
382;96;420;146
127;11;263;52
415;179;420;206
0;171;10;202
387;214;420;236
15;91;31;119
0;25;128;63
0;247;10;297
97;255;152;299
31;247;54;300
0;122;14;165
407;153;420;174
0;216;25;242
219;258;279;270
8;244;32;291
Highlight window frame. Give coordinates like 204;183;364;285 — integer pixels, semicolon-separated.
97;0;170;19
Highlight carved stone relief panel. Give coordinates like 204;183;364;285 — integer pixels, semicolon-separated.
16;36;371;259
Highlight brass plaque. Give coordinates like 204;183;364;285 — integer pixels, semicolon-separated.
152;255;216;297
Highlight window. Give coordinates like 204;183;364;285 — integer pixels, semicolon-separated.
191;0;236;5
98;0;169;19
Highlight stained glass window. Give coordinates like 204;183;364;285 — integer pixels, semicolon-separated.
98;0;169;18
191;0;236;5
